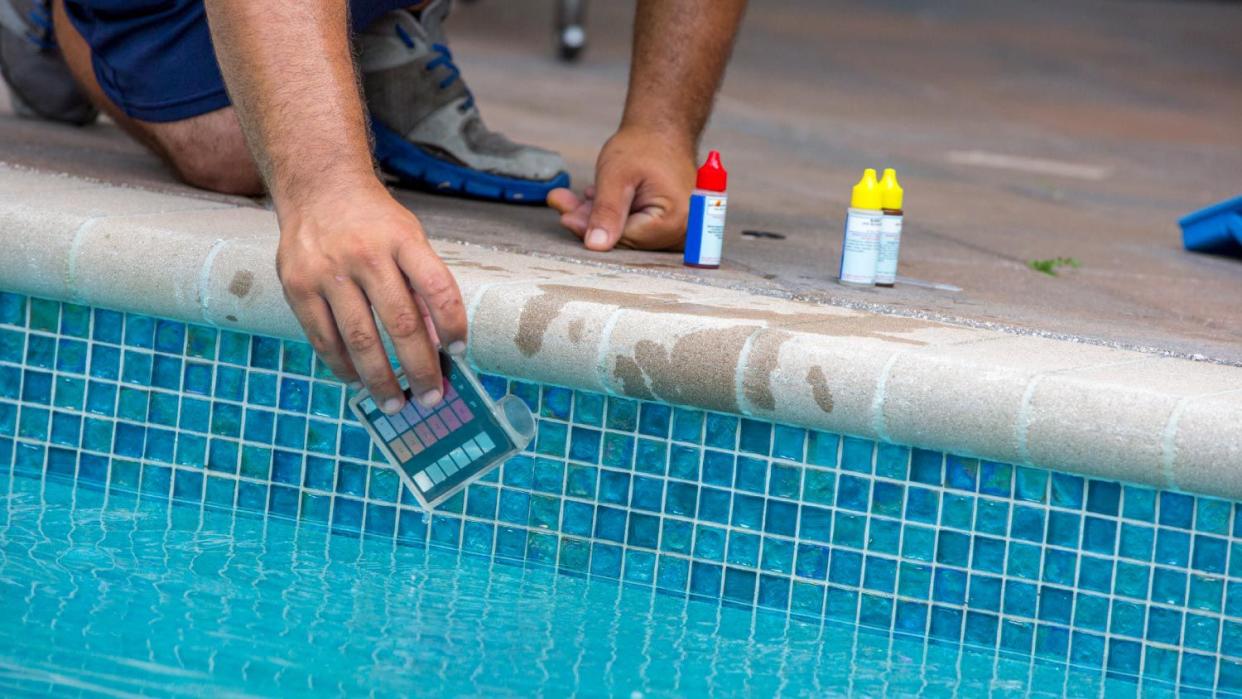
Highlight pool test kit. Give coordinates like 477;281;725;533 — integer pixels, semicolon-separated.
349;353;535;510
683;150;729;268
839;168;904;286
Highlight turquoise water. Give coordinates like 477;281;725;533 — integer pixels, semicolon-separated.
0;472;1168;697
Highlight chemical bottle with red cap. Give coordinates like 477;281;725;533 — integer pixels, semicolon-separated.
683;150;729;269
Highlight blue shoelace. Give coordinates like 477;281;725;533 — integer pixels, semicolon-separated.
394;22;475;111
23;1;55;51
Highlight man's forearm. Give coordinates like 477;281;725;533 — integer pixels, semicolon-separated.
203;0;377;207
622;0;748;145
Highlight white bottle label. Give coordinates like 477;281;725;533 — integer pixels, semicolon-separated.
696;194;727;266
875;214;903;285
839;209;882;284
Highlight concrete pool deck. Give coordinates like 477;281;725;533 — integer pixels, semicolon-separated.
1;0;1241;496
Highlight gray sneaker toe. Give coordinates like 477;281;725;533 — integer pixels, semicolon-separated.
509;146;567;182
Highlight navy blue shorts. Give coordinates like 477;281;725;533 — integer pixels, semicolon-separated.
63;0;408;122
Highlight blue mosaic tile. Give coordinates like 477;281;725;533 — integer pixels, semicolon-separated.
804;431;838;468
796;468;832;508
1014;467;1048;503
247;371;276;407
514;388;559;427
26;335;56;369
0;329;24;364
0;292;25;325
309;382;342;418
1161;492;1195;529
1047;510;1080;548
605;396;638;432
772;425;806;462
940;493;972;530
909;449;942;485
122;315;154;349
563;390;601;427
88;309;120;344
633;438;666;475
53;376;84;411
828;436;866;474
0;366;21;400
869;519;901;554
1049;474;1084;510
945;456;978;492
601;432;634;470
27;299;59;332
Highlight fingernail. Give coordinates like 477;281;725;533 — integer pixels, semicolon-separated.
420;389;443;408
447;340;467;355
349;381;363;391
586;228;609;249
382;398;404;415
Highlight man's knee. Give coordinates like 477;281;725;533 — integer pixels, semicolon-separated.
167;145;264;196
157;113;265;196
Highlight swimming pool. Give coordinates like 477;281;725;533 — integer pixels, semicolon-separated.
2;290;1241;696
0;469;1181;697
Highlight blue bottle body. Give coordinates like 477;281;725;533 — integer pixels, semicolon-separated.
683;189;728;268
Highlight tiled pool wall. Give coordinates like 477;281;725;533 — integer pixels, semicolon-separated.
2;290;1241;695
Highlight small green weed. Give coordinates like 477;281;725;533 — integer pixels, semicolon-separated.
1027;257;1081;277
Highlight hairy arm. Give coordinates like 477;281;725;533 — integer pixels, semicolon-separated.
203;0;466;413
203;0;374;203
549;0;748;251
623;0;748;147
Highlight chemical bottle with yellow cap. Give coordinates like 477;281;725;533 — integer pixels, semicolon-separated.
875;168;904;287
838;169;884;286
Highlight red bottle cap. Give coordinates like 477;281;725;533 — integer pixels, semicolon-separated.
695;150;727;192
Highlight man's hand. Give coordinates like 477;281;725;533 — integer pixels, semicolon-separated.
276;182;467;413
547;127;696;251
548;0;746;253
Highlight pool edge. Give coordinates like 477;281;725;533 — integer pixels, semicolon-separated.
2;162;1240;500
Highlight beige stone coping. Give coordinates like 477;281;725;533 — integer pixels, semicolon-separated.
3;163;1241;498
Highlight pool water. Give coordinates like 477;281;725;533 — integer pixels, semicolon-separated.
0;472;1175;697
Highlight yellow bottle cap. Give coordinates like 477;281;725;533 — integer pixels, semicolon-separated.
850;168;882;210
879;168;904;209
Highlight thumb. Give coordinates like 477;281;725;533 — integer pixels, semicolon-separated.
546;187;579;215
583;168;635;252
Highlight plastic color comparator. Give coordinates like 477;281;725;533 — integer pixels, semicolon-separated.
349;353;535;510
683;150;729;268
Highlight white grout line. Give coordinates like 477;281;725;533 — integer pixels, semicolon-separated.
1161;386;1242;492
64;217;104;303
592;308;625;398
1014;376;1041;468
870;351;906;444
463;280;499;369
732;328;764;419
196;238;229;324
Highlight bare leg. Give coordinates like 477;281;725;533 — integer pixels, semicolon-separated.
52;0;264;195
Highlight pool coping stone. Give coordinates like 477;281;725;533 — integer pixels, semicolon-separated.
2;163;1240;499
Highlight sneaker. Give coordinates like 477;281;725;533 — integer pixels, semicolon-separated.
0;0;97;125
356;4;569;203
